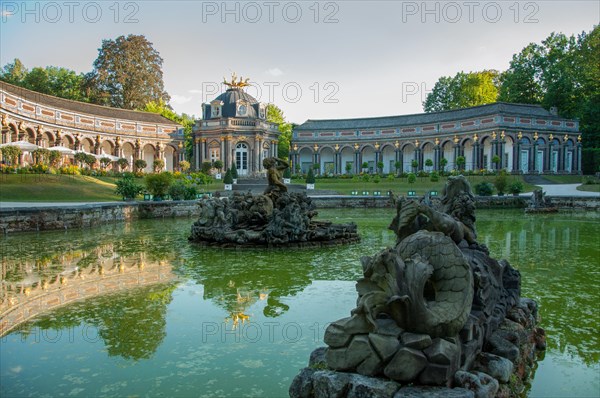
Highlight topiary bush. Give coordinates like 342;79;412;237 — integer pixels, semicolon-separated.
145;172;173;199
168;180;187;200
474;181;494;196
306;167;316;184
509;180;524;196
115;174;143;200
223;169;234;184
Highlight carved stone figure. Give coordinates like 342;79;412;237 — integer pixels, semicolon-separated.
189;191;359;247
263;157;290;199
291;175;545;397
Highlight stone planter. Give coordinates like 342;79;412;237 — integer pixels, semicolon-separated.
284;178;291;184
224;184;233;191
215;173;222;180
306;183;315;190
233;179;238;184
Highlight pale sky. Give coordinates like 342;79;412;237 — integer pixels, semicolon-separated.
1;1;598;124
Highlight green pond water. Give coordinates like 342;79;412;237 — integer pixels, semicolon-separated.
0;209;598;397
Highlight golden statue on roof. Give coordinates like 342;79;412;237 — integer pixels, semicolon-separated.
223;72;250;88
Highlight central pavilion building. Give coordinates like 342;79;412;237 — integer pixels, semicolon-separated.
291;102;582;175
192;75;280;176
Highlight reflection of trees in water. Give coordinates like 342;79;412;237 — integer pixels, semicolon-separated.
181;249;313;320
477;211;600;366
16;283;177;361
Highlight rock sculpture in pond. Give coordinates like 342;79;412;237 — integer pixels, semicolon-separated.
189;157;359;247
291;176;546;397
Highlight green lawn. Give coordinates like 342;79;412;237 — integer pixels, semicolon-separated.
540;175;586;184
295;175;537;196
0;174;121;202
577;184;600;193
0;174;225;202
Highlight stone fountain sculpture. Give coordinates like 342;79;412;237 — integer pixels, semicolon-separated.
291;176;546;398
189;157;359;247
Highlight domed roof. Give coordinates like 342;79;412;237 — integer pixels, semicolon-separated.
213;88;258;118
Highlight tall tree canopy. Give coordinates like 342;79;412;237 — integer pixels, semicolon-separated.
498;26;600;171
266;104;293;160
423;70;500;112
86;34;169;110
143;99;195;160
0;59;89;102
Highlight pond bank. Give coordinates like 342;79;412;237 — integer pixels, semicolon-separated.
1;195;599;233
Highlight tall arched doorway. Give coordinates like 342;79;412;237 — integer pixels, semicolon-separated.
235;142;249;176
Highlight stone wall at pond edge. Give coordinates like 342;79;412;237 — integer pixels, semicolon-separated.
0;195;598;233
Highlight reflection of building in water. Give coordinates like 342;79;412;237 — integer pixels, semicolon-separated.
0;245;176;336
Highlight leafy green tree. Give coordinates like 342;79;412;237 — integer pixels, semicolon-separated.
115;174;143;199
394;161;402;175
100;157;112;170
377;161;384;174
0;58;28;85
440;157;448;173
494;171;508;195
411;159;419;172
153;159;165;173
345;162;353;175
498;43;544;104
266;104;293;159
0;145;22;165
145;172;173;199
117;158;129;171
134;159;147;173
84;154;97;169
179;160;190;173
423;70;500;112
201;161;212;174
87;34;169;109
456;156;466;171
143;99;195;160
407;173;416;184
425;158;433;170
213;160;223;172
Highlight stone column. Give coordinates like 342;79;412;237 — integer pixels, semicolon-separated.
532;142;538;172
195;138;200;170
355;148;360;174
434;145;440;171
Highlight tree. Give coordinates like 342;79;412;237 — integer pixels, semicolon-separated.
87;34;169;109
423;70;500;112
456;156;466;171
153;159;165;173
440;157;448;173
0;59;89;102
213;160;223;172
0;58;27;85
117;158;129;171
84;154;97;169
498;43;544;104
266;104;293;159
134;159;147;173
100;157;112;170
411;159;419;172
0;145;22;165
425;159;433;171
492;155;501;170
394;161;402;175
494;171;508;195
115;174;143;200
345;162;353;175
145;172;173;199
376;161;384;175
74;152;87;168
179;160;190;173
201;161;212;174
143;99;195;160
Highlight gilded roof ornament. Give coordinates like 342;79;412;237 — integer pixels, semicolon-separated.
223;72;250;88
